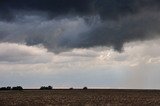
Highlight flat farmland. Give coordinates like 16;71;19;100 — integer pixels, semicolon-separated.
0;89;160;106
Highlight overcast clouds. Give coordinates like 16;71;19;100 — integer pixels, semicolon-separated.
0;0;160;88
0;39;160;89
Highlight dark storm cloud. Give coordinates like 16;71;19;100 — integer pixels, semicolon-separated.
1;0;160;20
0;0;160;52
0;0;94;19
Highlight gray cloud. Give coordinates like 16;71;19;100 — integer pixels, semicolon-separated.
77;11;160;51
0;43;52;64
0;0;160;52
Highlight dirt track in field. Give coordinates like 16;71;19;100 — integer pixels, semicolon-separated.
0;89;160;106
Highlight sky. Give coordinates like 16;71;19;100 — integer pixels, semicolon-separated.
0;0;160;89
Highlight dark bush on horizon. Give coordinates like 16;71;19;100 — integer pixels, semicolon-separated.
0;86;11;90
83;87;88;90
40;86;53;90
12;86;23;90
69;87;74;90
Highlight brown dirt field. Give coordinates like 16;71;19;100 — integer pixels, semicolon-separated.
0;89;160;106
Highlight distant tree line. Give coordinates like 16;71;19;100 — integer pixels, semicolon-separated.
0;86;23;90
40;86;53;90
83;87;88;90
0;86;88;90
0;86;11;90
